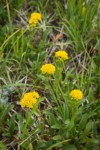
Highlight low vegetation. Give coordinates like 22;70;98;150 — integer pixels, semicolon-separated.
0;0;100;149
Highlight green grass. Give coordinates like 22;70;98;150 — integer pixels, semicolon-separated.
0;0;100;149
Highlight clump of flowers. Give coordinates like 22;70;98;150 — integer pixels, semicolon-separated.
29;12;42;27
20;91;40;108
69;89;83;100
55;50;69;60
40;63;55;75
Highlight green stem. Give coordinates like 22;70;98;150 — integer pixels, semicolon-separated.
23;108;35;135
47;78;59;104
47;78;64;114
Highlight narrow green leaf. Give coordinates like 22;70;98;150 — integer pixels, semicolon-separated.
47;139;71;150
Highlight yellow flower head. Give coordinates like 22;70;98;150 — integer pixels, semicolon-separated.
41;63;55;75
20;91;40;108
29;12;42;27
24;91;40;99
69;89;83;100
55;50;69;60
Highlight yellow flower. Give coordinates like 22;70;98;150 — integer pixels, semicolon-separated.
69;89;83;100
29;12;42;27
20;91;40;108
41;63;55;75
55;50;69;60
24;91;40;99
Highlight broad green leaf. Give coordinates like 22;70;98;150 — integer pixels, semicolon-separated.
52;135;62;140
29;143;34;150
62;144;77;150
9;114;16;136
0;143;7;150
1;104;14;124
85;120;93;134
78;114;88;131
51;123;62;129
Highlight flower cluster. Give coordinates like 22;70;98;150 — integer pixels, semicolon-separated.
40;63;55;75
29;12;42;27
69;89;83;100
20;91;40;108
55;50;69;60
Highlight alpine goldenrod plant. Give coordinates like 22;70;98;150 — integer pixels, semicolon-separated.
29;12;42;27
40;63;55;75
69;89;83;101
55;50;69;60
38;50;99;149
20;91;40;108
0;0;99;149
